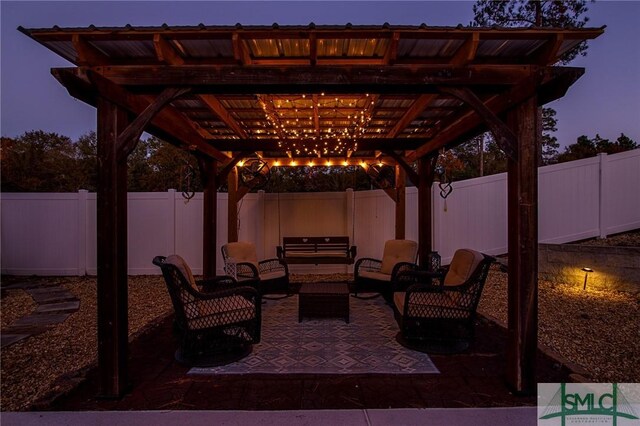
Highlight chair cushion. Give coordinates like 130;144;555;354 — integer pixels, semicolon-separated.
189;295;255;329
444;249;484;286
359;270;391;282
165;254;198;291
380;240;418;275
225;242;260;270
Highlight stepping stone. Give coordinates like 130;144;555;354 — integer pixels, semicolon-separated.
29;292;76;304
35;300;80;313
4;325;50;336
12;313;71;327
1;333;30;348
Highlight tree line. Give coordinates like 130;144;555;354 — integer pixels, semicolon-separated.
1;129;636;193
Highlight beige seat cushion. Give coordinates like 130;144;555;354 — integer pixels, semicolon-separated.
224;242;260;271
444;249;484;286
165;254;198;291
359;270;392;282
189;295;255;329
380;240;418;275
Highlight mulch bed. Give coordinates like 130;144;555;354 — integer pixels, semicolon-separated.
2;264;638;411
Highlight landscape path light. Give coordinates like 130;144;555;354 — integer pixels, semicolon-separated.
581;267;594;290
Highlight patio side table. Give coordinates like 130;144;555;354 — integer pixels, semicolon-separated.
298;282;350;323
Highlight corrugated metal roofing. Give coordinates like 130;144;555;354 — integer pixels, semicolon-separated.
19;23;604;158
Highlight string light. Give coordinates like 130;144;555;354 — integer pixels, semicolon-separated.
257;94;374;157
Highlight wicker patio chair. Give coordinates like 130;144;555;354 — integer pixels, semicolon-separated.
153;255;261;367
393;248;494;353
221;241;290;296
353;239;423;301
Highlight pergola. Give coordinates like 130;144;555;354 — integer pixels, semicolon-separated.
21;23;603;398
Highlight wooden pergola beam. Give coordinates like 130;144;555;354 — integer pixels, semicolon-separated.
202;158;218;279
506;95;540;395
95;97;129;398
395;165;406;239
417;155;437;267
208;138;426;152
92;64;539;93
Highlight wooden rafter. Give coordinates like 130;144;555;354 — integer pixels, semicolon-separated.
309;33;317;66
72;34;109;66
450;32;479;66
154;34;248;139
384;32;400;65
258;95;289;141
386;94;437;138
312;95;320;136
535;33;564;65
232;34;252;65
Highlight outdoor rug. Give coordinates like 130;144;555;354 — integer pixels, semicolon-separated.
190;294;439;375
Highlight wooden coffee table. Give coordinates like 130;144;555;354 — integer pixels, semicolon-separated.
298;282;350;323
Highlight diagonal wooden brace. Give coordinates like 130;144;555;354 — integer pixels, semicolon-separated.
216;151;251;189
382;150;419;187
116;87;191;161
365;164;397;202
437;86;518;161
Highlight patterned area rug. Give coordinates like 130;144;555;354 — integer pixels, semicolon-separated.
190;294;439;375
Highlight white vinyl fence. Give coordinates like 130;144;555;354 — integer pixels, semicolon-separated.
2;149;639;275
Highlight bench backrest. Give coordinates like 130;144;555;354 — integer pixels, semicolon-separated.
282;236;350;253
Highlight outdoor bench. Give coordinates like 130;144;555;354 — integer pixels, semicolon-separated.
277;236;357;265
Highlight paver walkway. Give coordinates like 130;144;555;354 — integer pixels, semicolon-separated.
1;280;79;348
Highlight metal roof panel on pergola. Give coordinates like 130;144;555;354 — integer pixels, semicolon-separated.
20;23;603;400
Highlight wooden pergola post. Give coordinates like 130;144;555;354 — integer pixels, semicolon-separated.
227;166;239;243
395;165;406;239
417;156;436;267
506;95;540;395
202;158;218;279
96;97;130;398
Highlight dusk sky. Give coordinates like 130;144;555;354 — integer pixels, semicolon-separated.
1;1;639;149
